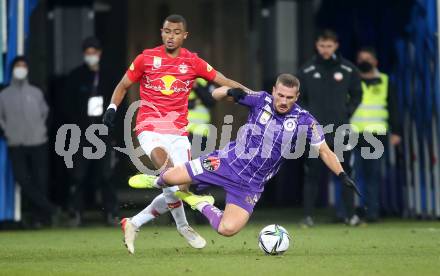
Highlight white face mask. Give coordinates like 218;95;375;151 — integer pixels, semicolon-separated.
84;54;100;67
13;67;28;80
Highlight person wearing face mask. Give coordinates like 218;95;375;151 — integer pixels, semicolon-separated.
351;47;402;222
296;30;362;227
0;56;60;228
62;37;118;227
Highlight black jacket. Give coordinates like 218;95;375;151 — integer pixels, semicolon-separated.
62;64;116;130
297;55;362;128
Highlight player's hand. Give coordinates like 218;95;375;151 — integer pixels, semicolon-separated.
338;172;362;198
227;88;246;102
103;107;116;128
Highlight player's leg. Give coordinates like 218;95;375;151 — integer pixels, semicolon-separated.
130;193;169;228
176;182;258;237
129;164;192;188
165;136;207;248
125;132;205;251
174;154;257;236
121;133;172;254
176;191;249;237
128;132;174;229
218;204;250;236
215;189;257;236
156;138;187;230
146;146;191;230
159;164;193;185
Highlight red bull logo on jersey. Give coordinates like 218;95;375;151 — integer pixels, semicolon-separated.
144;75;191;95
178;63;188;73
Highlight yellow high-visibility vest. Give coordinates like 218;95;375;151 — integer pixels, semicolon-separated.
187;78;211;137
350;73;389;134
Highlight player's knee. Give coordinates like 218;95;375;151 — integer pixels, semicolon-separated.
163;166;187;185
218;223;239;237
162;170;173;185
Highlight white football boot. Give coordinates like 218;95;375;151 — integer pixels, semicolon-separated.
177;225;207;249
120;218;138;254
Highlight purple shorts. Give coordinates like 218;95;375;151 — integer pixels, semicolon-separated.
185;153;261;214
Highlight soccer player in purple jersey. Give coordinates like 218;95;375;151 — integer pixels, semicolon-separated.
129;73;360;237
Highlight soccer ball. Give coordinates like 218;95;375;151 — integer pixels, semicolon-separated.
258;224;291;255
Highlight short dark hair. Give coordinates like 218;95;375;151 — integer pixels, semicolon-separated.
11;55;28;68
316;29;338;42
164;14;187;30
82;37;101;51
358;46;377;59
276;73;300;89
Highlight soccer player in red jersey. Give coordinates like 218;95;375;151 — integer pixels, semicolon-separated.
103;14;249;254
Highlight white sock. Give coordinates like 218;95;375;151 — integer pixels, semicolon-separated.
131;193;169;228
162;186;188;229
153;178;162;188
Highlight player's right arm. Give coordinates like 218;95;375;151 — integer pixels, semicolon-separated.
212;86;248;102
317;142;362;197
103;54;144;128
109;74;134;108
304;116;361;197
193;55;251;92
213;71;251;92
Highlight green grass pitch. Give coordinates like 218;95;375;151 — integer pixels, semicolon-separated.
1;220;440;275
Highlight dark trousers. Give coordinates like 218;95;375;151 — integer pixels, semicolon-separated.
67;150;117;216
8;143;54;220
303;135;354;219
354;135;386;220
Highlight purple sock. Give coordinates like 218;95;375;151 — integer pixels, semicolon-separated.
156;170;167;187
201;204;223;231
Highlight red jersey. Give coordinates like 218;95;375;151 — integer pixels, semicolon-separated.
126;45;217;136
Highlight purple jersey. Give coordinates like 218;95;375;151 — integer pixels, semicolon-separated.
217;91;324;192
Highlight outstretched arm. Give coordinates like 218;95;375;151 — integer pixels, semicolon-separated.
212;86;248;103
318;142;362;197
109;74;134;108
102;74;134;127
318;142;344;175
212;86;230;101
213;71;251;92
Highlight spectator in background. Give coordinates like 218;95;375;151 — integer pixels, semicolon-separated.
296;30;362;227
351;47;402;222
0;56;59;228
63;37;118;227
187;78;216;156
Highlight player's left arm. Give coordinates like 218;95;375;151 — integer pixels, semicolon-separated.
317;142;361;197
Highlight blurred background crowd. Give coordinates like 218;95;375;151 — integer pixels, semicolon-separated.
0;0;439;229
